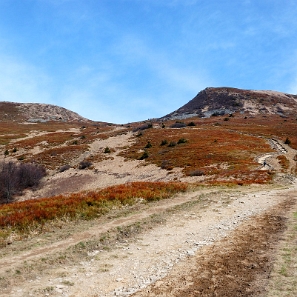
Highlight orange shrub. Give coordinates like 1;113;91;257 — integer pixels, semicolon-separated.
277;155;290;172
0;182;187;232
122;126;272;179
11;132;75;150
29;145;88;169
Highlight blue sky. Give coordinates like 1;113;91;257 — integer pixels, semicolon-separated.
0;0;297;123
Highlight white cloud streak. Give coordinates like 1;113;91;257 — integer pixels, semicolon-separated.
0;55;52;104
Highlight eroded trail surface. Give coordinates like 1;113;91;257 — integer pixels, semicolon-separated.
132;194;295;297
1;182;297;297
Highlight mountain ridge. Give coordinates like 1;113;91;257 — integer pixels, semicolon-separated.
162;87;297;120
0;101;89;123
2;87;297;124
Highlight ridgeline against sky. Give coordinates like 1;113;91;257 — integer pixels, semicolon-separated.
0;0;297;123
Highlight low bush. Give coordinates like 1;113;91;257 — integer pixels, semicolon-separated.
139;151;149;160
145;141;152;148
18;163;46;189
188;170;205;176
0;182;188;233
161;160;173;170
160;139;168;146
133;123;153;132
0;161;46;204
59;164;71;172
177;138;187;144
78;160;92;170
170;122;187;128
104;147;111;153
284;137;291;145
168;141;177;147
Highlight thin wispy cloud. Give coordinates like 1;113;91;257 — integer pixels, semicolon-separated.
0;1;297;122
0;55;52;104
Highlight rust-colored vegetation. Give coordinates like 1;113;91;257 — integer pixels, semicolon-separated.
0;182;187;236
120;114;297;184
122;124;272;184
1;121;124;169
213;114;297;149
2;114;297;183
0;121;81;146
13;132;75;149
277;155;290;172
29;145;89;169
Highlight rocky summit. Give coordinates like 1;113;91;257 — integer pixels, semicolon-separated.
0;101;88;123
162;87;297;120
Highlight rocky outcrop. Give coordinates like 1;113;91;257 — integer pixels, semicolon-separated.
0;101;88;122
162;87;297;120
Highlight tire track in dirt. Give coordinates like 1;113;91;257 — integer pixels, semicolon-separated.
131;198;296;297
1;183;296;296
0;190;203;274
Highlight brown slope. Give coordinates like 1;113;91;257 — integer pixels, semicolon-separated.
162;87;297;120
0;101;89;123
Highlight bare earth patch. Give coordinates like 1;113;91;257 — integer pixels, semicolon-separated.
1;182;296;296
132;198;295;297
264;200;297;296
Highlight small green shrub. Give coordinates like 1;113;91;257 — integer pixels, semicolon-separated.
145;141;152;148
170;122;186;128
177;138;187;144
139;151;149;160
104;147;111;153
59;164;71;172
133;122;153;132
284;137;291;145
78;160;92;170
160;139;168;146
168;141;176;147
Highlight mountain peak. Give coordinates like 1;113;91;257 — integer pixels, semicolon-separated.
0;101;89;123
162;87;297;120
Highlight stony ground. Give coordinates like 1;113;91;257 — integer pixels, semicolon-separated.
1;181;296;297
1;125;297;296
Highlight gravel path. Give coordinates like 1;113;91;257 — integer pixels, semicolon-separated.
4;182;296;297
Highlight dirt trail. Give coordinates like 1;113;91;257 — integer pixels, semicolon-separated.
1;181;296;297
132;198;295;297
1;132;297;296
0;190;201;273
257;138;296;173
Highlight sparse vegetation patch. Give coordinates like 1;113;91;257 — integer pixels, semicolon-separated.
121;125;274;183
0;181;187;238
